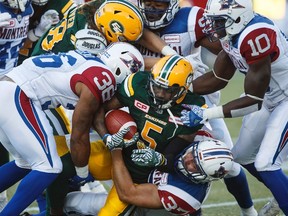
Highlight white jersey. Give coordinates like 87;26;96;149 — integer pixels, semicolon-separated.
0;3;33;75
220;13;288;109
7;50;117;110
138;7;205;58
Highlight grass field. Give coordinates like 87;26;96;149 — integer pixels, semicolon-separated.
9;73;285;215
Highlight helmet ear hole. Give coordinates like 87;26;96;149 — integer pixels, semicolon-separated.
115;68;121;76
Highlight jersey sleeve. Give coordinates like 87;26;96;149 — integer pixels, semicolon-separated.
71;65;117;104
188;6;206;47
116;72;147;106
239;27;278;64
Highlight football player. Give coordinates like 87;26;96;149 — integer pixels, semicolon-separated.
63;136;234;216
0;0;34;211
31;0;175;57
0;42;141;215
135;0;257;215
79;55;212;215
180;0;288;215
18;0;76;65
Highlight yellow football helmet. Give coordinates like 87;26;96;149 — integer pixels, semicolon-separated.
148;55;193;109
95;0;144;43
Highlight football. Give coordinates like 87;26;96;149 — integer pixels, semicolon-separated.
105;109;137;140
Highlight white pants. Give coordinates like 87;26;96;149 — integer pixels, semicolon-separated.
0;81;62;173
232;100;288;171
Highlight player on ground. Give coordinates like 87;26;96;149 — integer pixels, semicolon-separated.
63;134;234;216
180;0;288;215
135;0;257;214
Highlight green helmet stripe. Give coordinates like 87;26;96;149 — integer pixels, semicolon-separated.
159;55;182;80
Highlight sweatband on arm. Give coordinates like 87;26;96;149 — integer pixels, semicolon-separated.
161;45;177;55
75;165;89;178
204;106;224;120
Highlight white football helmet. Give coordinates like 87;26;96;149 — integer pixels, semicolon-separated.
204;0;254;41
98;42;144;85
137;0;179;29
31;0;48;6
175;139;233;184
0;0;29;12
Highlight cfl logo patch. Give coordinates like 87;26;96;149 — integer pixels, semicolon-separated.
110;21;124;33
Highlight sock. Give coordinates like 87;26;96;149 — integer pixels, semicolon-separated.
259;169;288;215
224;168;253;209
32;210;46;216
0;170;58;216
242;163;265;184
0;161;30;192
36;192;47;213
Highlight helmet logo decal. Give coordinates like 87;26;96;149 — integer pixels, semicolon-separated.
110;21;124;33
120;53;143;73
219;0;244;10
211;165;229;178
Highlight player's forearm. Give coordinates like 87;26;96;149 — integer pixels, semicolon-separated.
111;150;135;200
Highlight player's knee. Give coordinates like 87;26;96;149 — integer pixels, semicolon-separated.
224;161;241;178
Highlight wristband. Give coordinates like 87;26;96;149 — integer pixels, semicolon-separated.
161;45;177;55
75;165;89;178
204;106;224;120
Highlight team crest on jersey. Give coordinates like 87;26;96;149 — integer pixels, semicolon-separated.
219;0;245;10
134;100;150;113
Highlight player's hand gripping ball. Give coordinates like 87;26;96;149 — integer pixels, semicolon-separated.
105;109;137;140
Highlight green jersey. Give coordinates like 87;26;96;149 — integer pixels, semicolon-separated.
32;0;104;56
116;71;206;183
18;0;76;64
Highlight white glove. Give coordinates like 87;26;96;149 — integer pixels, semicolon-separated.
35;9;59;36
28;9;59;41
185;54;209;78
0;12;12;27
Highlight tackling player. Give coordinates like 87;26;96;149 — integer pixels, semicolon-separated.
180;0;288;215
0;43;139;215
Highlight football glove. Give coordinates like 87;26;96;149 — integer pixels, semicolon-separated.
29;9;59;41
103;128;139;151
131;146;167;167
69;173;94;188
0;12;11;27
180;104;206;127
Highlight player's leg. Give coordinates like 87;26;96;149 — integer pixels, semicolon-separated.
98;185;136;216
0;143;9;211
0;84;62;215
203;98;257;215
255;102;288;215
63;191;107;215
